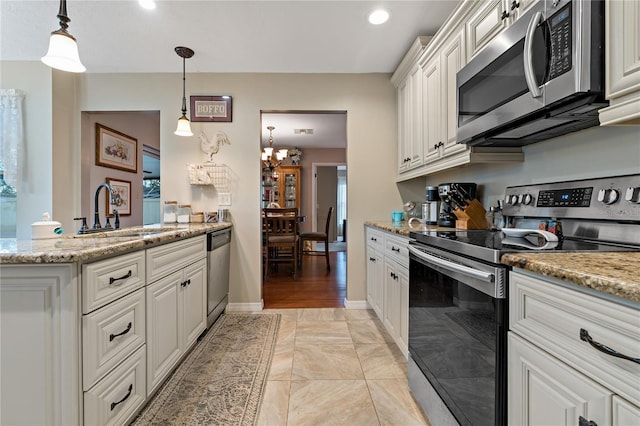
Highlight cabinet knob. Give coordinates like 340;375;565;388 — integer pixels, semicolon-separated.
501;10;510;20
511;0;520;10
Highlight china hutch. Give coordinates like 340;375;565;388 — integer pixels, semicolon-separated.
261;165;301;210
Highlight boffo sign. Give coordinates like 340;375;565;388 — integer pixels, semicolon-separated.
190;95;232;122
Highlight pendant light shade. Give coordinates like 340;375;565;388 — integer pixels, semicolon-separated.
41;0;86;73
174;46;194;137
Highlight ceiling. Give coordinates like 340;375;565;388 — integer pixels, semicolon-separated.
1;0;458;150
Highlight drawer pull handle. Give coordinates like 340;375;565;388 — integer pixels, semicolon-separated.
392;247;400;252
579;328;640;364
110;384;133;411
109;270;132;285
578;416;598;426
109;322;132;342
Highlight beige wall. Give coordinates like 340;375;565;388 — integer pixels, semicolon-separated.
297;148;346;234
79;72;399;307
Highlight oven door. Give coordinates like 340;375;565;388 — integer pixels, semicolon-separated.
408;243;507;426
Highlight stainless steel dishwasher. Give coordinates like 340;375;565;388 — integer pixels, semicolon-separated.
207;228;231;328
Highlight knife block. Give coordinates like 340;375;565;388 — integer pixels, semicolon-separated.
454;199;488;230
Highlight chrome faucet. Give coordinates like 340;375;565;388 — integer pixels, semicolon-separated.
93;183;119;230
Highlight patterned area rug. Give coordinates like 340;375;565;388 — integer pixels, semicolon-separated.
131;313;280;426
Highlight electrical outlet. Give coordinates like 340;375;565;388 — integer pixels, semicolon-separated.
219;192;231;206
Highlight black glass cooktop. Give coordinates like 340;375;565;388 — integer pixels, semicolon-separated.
410;229;638;264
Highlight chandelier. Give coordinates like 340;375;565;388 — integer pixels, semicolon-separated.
261;126;288;171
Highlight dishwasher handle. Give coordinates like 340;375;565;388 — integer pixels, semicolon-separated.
208;229;231;251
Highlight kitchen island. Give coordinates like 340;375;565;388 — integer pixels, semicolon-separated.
0;222;231;426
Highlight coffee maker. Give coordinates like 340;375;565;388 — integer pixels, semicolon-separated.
437;183;477;227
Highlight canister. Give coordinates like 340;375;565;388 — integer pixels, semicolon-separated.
163;201;178;223
178;204;192;223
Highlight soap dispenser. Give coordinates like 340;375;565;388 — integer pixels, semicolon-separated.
31;212;63;239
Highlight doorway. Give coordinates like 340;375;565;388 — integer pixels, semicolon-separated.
260;110;347;308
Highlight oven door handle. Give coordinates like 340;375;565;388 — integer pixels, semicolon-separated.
408;246;494;283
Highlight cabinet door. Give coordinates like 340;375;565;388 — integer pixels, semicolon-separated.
466;0;508;60
398;266;409;357
441;29;468;157
276;165;302;210
366;245;384;320
397;77;411;172
509;333;612;426
422;56;443;165
613;396;640;426
0;264;79;426
407;65;423;169
383;260;401;341
146;270;181;395
181;258;207;351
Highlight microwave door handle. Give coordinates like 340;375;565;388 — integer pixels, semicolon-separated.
524;11;543;98
408;246;494;283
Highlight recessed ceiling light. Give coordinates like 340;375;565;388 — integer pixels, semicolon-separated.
368;9;389;25
139;0;156;10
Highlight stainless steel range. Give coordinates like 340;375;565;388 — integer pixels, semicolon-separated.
407;174;640;426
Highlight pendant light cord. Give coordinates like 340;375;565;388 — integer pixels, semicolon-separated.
181;56;187;116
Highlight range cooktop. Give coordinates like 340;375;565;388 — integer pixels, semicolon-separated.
409;229;638;264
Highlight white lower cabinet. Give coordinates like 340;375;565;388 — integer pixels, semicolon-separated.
83;345;147;426
509;270;640;426
509;333;612;426
0;264;80;426
146;237;207;396
365;226;409;356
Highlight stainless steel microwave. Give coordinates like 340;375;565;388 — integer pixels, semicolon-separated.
456;0;608;147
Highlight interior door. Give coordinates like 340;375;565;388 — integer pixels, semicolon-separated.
316;166;337;242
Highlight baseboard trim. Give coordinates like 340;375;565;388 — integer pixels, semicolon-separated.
226;300;264;312
343;298;368;309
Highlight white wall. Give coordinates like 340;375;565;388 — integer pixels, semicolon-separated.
78;72;399;306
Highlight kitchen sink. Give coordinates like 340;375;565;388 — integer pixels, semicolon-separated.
69;227;181;238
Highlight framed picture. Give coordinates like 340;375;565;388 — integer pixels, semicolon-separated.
96;123;138;173
190;95;232;122
106;177;131;216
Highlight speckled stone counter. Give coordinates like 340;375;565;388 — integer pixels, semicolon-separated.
365;220;455;237
502;252;640;304
0;223;231;264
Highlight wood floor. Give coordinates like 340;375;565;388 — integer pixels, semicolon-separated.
262;251;347;309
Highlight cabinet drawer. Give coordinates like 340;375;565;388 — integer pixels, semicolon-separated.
146;235;206;283
83;251;146;314
510;271;640;406
83;288;146;390
84;345;146;426
366;227;384;250
385;235;409;268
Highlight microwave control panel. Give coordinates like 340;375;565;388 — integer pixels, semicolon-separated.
548;3;572;80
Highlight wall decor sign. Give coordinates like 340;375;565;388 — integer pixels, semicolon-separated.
96;123;138;173
106;177;131;216
190;95;232;122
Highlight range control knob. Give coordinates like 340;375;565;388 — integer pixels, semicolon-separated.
519;193;533;205
597;188;619;205
506;194;519;205
625;187;640;203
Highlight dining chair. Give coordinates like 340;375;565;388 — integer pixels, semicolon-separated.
299;206;333;270
263;208;299;280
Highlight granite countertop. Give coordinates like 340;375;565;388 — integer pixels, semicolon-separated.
502;252;640;304
0;223;232;264
365;220;455;237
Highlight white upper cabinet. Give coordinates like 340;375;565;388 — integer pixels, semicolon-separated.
599;0;640;125
466;0;538;60
440;29;468;158
422;54;443;165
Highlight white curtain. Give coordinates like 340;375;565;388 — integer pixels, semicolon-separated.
0;89;25;188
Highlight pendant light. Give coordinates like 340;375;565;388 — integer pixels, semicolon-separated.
174;46;195;137
41;0;86;73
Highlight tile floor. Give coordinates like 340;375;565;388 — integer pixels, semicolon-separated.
256;308;432;426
